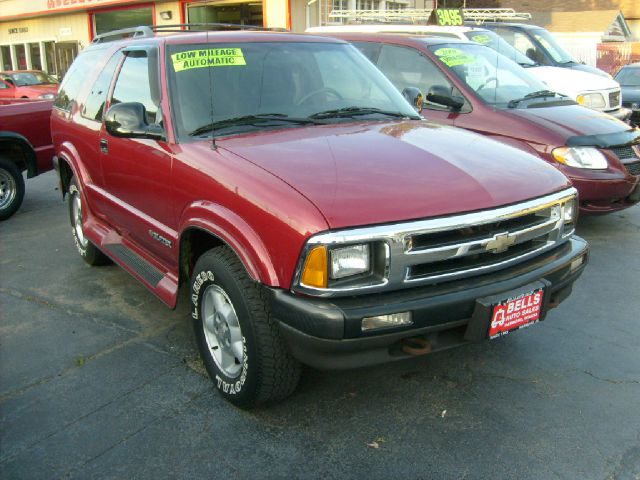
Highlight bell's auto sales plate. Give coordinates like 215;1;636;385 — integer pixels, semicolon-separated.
488;288;544;339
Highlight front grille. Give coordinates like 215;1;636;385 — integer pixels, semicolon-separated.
609;90;621;108
611;145;639;161
405;203;562;284
625;161;640;176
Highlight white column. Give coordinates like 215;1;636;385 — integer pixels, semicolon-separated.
24;43;32;69
9;45;17;70
348;0;356;9
39;42;47;73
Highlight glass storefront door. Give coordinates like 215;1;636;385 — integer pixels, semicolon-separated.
187;2;263;27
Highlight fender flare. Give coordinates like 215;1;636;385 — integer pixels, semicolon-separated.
0;132;38;178
179;201;280;287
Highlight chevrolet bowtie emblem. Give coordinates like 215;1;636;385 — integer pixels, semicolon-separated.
485;233;517;254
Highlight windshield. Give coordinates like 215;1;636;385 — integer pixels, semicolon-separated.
429;43;549;107
615;67;640;86
464;30;535;67
167;42;419;139
530;28;574;64
7;71;57;86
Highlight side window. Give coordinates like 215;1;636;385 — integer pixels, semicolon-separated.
353;42;381;63
82;52;122;122
376;44;456;111
54;49;105;112
110;54;158;125
511;31;548;66
0;80;8;89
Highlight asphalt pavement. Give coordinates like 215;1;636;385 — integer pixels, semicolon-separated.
1;171;639;480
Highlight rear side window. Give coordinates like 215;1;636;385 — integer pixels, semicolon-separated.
54;48;106;112
82;51;123;122
111;54;158;124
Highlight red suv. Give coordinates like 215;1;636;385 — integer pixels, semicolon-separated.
52;26;588;407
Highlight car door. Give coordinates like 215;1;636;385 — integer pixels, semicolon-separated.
99;48;177;268
355;42;462;126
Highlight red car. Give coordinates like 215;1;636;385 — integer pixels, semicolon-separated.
0;98;54;219
0;70;59;100
329;33;640;214
52;27;587;407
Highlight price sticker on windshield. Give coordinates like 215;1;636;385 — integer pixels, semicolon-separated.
434;47;476;68
171;48;246;72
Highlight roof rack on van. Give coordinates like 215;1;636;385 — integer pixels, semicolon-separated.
462;8;531;24
92;23;287;43
328;8;434;23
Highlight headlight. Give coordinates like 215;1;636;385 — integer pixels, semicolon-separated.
38;93;55;99
298;242;379;291
552;147;608;169
330;244;370;279
576;92;606;109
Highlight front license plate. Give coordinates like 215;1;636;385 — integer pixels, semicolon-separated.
488;288;544;339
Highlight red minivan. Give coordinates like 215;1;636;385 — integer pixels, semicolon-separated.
331;33;640;214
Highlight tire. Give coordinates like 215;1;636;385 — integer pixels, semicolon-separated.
68;176;111;266
0;157;25;221
191;246;301;408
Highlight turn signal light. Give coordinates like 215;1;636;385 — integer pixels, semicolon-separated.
301;246;328;288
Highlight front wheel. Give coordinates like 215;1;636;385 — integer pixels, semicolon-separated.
68;176;111;266
0;157;25;221
191;246;301;408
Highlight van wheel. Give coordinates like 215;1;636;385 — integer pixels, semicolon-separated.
68;176;111;266
191;246;301;408
0;157;25;221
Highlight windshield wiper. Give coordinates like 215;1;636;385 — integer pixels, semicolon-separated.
507;90;562;108
189;114;322;137
309;106;416;120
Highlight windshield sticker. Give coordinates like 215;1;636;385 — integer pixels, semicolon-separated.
434;47;476;68
470;34;491;45
171;48;246;72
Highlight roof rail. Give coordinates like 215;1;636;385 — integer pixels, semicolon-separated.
91;26;154;44
91;23;287;43
462;8;531;24
328;8;434;22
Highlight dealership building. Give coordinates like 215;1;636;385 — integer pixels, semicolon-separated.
0;0;419;77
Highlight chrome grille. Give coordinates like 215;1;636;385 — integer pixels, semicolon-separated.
295;188;577;297
609;90;621;109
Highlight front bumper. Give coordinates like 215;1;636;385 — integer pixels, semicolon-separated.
271;237;589;370
570;174;640;214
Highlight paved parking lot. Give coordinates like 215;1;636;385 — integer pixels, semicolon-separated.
1;171;639;480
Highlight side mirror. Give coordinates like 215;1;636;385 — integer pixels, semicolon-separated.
104;102;164;140
402;87;424;113
426;85;464;110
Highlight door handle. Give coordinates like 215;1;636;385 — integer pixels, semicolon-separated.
100;138;108;154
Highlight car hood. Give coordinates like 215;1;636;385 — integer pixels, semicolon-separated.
216;121;570;229
529;66;619;97
16;84;58;94
506;103;631;139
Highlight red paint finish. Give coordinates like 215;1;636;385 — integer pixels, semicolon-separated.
0;71;58;100
0;98;54;175
329;33;640;214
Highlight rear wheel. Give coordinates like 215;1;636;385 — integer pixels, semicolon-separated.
0;157;25;221
191;246;301;408
68;176;111;266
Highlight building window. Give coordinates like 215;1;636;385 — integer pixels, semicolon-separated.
0;46;11;70
29;43;42;70
92;5;154;37
386;2;406;11
356;0;380;11
14;44;26;70
44;42;57;76
186;3;263;27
